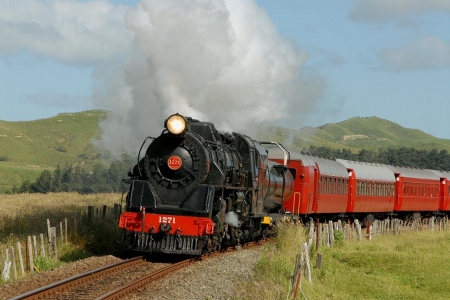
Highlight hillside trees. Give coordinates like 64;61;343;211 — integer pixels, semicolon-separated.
16;154;134;194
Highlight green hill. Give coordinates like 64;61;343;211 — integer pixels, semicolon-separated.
258;116;450;152
0;110;108;192
2;112;450;193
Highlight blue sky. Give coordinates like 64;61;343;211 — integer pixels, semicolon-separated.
1;0;449;146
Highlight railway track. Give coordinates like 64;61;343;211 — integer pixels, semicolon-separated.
10;256;178;300
11;241;265;300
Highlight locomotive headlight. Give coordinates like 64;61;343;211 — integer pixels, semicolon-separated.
165;114;187;135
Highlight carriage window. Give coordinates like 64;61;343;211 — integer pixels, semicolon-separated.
333;178;337;194
338;179;341;194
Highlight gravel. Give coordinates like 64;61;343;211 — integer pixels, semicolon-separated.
125;247;263;300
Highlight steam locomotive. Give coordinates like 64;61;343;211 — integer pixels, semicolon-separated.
118;114;295;255
118;113;450;255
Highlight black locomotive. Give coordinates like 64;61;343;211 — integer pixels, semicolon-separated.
118;113;295;254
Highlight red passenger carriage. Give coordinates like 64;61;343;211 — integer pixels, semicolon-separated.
337;160;395;214
384;166;440;213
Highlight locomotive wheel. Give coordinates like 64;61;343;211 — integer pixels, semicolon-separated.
207;238;215;253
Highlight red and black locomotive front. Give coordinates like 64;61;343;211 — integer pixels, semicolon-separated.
119;114;233;255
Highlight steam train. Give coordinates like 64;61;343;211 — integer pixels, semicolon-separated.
118;113;450;255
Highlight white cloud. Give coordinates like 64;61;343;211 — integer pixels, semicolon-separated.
377;36;450;71
349;0;450;22
0;0;131;65
92;0;327;157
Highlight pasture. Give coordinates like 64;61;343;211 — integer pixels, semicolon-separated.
239;223;450;300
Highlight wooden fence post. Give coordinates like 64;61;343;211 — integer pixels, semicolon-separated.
33;236;38;258
40;233;46;258
355;220;362;241
60;222;64;244
17;242;25;277
11;246;17;280
302;242;311;282
47;219;51;243
2;249;11;281
51;227;58;258
316;252;323;270
291;253;302;299
315;218;320;251
307;218;314;247
328;221;334;247
26;236;33;273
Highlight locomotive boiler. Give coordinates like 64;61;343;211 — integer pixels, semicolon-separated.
118;114;295;255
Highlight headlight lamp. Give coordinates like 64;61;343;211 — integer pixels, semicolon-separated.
165;114;187;135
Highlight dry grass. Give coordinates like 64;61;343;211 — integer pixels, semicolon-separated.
0;192;124;283
0;192;124;252
0;192;122;235
0;192;121;218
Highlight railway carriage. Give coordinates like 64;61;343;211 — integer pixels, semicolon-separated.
384;166;440;214
336;160;395;215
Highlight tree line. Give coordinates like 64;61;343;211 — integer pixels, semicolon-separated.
305;146;450;171
10;146;450;194
11;154;136;194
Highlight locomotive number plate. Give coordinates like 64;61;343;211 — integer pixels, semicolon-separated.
159;216;176;224
167;155;182;170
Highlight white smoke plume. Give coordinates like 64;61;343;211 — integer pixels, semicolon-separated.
92;0;326;158
225;211;240;227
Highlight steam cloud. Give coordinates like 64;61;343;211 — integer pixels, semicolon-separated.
225;211;239;227
92;0;326;157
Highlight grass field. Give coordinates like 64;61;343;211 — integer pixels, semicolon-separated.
239;223;450;300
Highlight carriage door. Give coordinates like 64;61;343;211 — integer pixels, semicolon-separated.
312;164;320;213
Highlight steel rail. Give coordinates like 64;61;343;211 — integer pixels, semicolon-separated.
96;259;192;300
11;256;145;300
